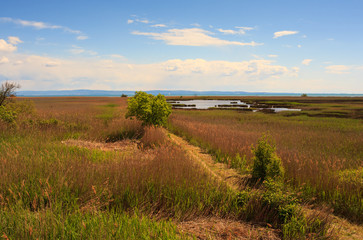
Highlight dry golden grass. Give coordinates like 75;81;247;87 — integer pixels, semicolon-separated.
1;96;359;239
168;105;363;222
178;217;280;240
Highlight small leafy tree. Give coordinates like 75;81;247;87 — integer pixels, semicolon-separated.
0;81;20;106
251;134;284;182
125;91;172;126
0;82;21;124
0;105;17;124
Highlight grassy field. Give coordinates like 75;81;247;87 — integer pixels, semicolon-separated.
167;96;363;223
0;96;362;239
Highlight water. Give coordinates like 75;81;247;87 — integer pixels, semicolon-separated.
170;100;249;109
168;99;301;112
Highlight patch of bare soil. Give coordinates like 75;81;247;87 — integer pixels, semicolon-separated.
167;132;243;192
62;139;139;152
331;216;363;240
178;217;280;240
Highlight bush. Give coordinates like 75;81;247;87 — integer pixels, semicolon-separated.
125;91;172;127
0;105;17;124
0;100;35;125
251;134;284;182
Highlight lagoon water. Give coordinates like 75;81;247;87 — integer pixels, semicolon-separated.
171;100;249;109
169;99;301;112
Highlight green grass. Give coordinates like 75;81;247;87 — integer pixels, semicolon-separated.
1;208;187;240
96;103;119;125
0;97;344;239
168;102;363;223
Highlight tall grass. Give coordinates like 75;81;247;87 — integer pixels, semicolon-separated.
168;109;363;222
0;97;335;238
0;98;234;238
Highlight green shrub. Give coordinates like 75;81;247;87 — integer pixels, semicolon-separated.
234;190;250;208
251;134;284;181
0;100;35;125
0;105;17;124
125;91;171;127
262;179;300;223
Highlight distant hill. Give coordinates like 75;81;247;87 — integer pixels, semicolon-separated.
16;89;362;97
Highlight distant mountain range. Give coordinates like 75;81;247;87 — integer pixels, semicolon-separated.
17;89;362;97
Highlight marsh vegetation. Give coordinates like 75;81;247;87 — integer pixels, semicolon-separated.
0;96;362;239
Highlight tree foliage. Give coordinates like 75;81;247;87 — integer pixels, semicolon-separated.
0;81;20;106
125;91;172;126
251;134;284;181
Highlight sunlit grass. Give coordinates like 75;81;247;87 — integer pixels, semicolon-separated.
0;97;347;238
168;103;363;222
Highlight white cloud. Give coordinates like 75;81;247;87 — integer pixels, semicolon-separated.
110;54;127;61
297;45;302;48
251;54;262;59
0;54;300;91
218;26;254;35
8;36;23;45
191;23;201;27
132;28;263;47
69;45;97;56
325;64;363;76
1;17;86;40
69;46;85;55
236;26;254;31
218;28;242;35
273;30;299;38
13;60;23;65
268;54;278;58
325;65;351;74
45;61;59;67
291;67;300;74
302;59;312;66
77;35;88;40
0;37;21;52
2;53;362;93
0;17;62;29
218;29;239;34
138;19;150;24
127;17;150;24
151;24;167;28
0;56;9;64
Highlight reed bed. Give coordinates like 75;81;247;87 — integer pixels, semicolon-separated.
0;97;235;238
0;97;336;238
168;109;363;222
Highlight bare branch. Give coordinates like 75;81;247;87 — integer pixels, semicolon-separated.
0;81;21;106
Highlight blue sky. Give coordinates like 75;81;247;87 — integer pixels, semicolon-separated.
0;0;362;93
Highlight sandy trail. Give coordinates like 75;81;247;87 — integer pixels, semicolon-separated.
167;132;243;192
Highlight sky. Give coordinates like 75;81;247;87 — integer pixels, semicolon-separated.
0;0;362;93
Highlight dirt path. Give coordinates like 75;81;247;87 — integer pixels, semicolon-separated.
166;131;363;240
168;132;242;192
62;132;362;239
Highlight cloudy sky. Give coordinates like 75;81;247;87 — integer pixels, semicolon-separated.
0;0;362;93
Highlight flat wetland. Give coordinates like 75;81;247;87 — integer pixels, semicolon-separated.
0;96;362;239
